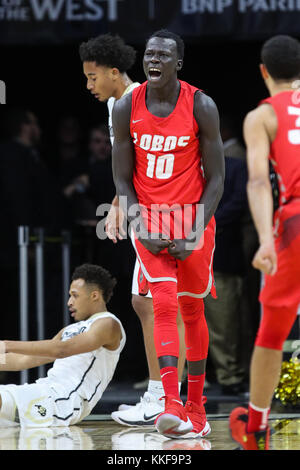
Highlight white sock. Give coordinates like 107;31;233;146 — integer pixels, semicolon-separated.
0;391;16;422
148;381;182;401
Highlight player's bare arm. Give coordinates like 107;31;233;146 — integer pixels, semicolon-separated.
2;317;121;359
244;104;278;275
112;94;171;255
0;328;65;371
168;92;225;260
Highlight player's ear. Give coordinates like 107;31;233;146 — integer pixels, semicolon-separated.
111;67;120;80
91;290;100;302
260;63;269;80
176;59;183;72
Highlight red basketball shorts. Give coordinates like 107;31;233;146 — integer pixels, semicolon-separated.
260;200;300;308
131;216;216;299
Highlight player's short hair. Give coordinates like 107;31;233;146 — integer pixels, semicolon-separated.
147;29;185;60
72;264;117;303
79;34;136;73
261;35;300;81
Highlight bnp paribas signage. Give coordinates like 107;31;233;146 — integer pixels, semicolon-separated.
1;0;300;44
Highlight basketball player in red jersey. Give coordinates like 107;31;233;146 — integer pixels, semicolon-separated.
112;29;225;438
79;34;186;426
230;35;300;450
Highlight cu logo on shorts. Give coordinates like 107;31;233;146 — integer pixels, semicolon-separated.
0;81;6;104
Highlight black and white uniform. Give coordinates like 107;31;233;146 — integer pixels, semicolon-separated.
0;312;126;427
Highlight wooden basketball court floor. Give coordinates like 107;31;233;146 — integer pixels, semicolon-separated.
0;413;300;451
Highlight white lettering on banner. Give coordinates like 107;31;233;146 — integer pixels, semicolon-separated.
182;0;232;13
2;0;22;5
0;5;28;18
84;0;103;20
182;0;300;12
0;0;121;21
66;0;83;20
30;0;65;20
238;0;300;11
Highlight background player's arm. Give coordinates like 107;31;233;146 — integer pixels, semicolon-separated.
112;94;170;254
3;318;121;359
111;94;140;223
0;328;64;371
244;105;277;275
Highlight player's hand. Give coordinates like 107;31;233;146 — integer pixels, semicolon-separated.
252;240;277;275
105;204;126;244
168;239;192;261
139;232;171;255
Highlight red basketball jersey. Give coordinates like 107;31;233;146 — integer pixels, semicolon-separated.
261;91;300;206
130;80;205;208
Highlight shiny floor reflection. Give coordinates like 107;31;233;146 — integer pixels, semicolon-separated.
0;417;300;450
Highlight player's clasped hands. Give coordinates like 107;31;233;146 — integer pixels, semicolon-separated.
139;233;172;255
167;239;192;261
138;232;192;261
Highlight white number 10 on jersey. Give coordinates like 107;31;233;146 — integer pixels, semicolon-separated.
146;153;175;179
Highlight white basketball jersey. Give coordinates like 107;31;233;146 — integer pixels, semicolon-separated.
107;82;140;146
36;312;126;419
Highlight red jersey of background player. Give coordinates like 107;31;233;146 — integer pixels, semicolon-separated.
130;80;205;208
261;90;300;207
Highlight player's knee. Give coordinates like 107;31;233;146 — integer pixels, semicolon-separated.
179;297;204;324
131;294;153;321
150;281;178;320
255;330;286;351
255;324;289;350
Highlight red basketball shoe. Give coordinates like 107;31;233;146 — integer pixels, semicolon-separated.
184;396;211;438
155;395;192;438
229;407;270;450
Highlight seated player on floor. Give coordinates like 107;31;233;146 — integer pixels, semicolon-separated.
0;263;126;427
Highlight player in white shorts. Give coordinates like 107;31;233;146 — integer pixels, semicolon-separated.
79;34;186;427
0;264;125;427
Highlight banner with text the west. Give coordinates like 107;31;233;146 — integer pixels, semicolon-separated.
0;0;300;45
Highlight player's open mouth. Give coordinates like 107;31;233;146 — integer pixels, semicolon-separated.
148;68;162;80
